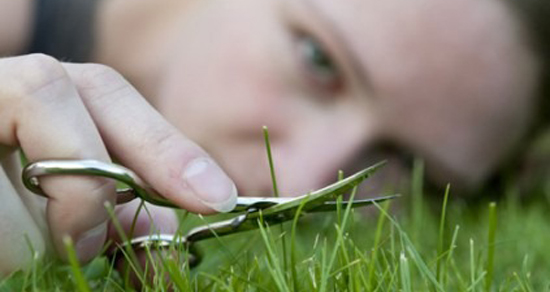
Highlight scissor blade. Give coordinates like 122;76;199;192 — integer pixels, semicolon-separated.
254;161;387;218
307;194;400;212
231;197;295;213
142;164;394;249
230;160;387;214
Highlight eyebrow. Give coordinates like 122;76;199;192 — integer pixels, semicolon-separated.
301;0;375;93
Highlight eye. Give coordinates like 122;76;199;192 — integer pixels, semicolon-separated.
295;34;343;91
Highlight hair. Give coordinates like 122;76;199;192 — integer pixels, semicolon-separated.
503;0;550;136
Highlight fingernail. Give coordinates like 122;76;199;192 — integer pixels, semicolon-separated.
75;222;107;262
183;157;237;212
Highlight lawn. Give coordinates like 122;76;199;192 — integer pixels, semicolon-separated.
1;158;549;291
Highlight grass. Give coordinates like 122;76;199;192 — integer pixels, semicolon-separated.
1;164;549;291
3;129;550;291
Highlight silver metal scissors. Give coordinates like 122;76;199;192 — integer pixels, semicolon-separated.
22;159;397;267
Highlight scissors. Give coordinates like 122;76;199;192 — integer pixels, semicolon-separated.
22;159;397;267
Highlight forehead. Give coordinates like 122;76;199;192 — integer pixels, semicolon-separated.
306;0;538;185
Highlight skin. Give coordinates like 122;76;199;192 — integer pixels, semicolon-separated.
0;0;539;276
97;0;537;194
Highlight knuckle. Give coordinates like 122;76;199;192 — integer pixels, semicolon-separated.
77;63;130;100
13;54;68;95
81;63;120;83
19;53;61;72
1;54;73;112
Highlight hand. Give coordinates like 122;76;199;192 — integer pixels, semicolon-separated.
0;54;237;275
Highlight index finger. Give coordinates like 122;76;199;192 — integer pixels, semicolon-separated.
63;63;237;213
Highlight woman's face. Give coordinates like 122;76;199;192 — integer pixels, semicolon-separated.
153;0;538;196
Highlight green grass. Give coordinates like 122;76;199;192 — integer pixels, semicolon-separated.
1;165;549;291
4;130;550;291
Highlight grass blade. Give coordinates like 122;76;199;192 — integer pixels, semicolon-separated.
485;202;497;292
436;184;451;283
63;237;91;292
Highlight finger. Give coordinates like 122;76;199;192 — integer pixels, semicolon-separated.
63;63;237;213
0;54;115;262
0;158;47;275
108;201;179;287
108;201;179;244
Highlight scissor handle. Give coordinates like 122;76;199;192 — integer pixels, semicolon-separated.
112;234;202;268
21;159;179;207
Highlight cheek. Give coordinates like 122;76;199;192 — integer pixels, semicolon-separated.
157;53;292;148
255;102;374;196
155;1;295;145
153;0;379;196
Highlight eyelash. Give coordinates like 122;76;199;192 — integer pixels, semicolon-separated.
293;31;344;93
